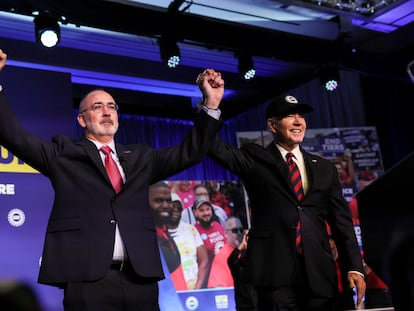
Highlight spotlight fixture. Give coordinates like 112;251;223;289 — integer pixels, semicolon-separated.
236;53;256;80
34;13;61;48
158;37;181;68
320;66;340;91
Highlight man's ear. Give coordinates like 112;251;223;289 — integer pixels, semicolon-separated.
77;113;86;128
267;118;277;133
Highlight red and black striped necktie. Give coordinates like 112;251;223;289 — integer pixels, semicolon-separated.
286;152;303;254
286;152;304;201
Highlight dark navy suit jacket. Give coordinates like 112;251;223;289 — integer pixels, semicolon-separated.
0;90;222;287
208;136;364;297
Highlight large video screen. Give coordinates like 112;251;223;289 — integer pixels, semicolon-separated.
153;180;249;311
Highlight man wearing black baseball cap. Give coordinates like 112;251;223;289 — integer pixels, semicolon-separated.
200;89;366;311
265;95;313;119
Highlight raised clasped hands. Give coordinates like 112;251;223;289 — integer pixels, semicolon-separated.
0;49;7;72
196;68;224;110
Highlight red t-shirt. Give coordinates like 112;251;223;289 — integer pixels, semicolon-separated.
195;221;225;262
207;243;235;288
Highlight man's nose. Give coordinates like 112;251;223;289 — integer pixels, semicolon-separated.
102;105;112;113
293;118;303;125
162;200;171;207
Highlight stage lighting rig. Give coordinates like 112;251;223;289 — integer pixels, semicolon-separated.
158;37;181;68
320;66;340;91
34;13;61;48
236;52;255;80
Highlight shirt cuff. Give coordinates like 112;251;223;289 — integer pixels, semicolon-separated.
200;105;221;120
348;270;365;278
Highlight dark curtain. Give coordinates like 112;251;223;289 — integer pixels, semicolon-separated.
74;69;367;180
360;74;414;170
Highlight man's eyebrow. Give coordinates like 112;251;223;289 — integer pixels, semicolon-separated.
92;101;116;104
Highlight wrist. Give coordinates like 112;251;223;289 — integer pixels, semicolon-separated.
203;97;220;110
204;105;218;110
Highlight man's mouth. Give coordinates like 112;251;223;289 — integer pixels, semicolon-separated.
101;119;113;125
159;211;170;217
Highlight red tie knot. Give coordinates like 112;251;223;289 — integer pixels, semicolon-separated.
101;145;112;155
286;152;294;160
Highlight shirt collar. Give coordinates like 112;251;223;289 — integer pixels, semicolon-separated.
275;143;301;160
87;138;116;153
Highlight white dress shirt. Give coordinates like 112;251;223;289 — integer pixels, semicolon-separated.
89;139;127;262
276;144;308;195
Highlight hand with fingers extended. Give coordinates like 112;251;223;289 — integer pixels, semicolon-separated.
196;68;224;110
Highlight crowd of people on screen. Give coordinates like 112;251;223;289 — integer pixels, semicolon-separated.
149;180;247;291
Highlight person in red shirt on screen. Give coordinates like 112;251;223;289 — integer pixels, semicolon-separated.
170;180;197;210
207;216;244;288
192;198;226;274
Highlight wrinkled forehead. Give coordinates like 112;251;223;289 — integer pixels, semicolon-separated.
80;90;115;108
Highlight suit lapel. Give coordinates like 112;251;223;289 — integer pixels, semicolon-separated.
115;144;131;185
266;143;294;192
302;149;318;194
78;138;109;183
78;139;133;190
267;144;320;201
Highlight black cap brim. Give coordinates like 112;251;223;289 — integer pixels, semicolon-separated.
265;95;313;119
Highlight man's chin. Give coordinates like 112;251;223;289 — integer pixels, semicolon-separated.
99;125;118;134
170;218;180;225
95;130;116;138
198;219;213;227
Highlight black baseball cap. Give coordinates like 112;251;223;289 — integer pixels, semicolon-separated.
192;198;213;210
265;95;313;119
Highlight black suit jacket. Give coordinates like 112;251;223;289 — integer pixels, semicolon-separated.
228;248;257;310
0;90;222;287
208;136;364;297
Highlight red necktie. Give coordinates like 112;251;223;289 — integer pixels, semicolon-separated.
286;152;303;254
286;153;304;201
101;146;123;193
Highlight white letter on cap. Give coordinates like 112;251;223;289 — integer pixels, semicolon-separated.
285;95;298;104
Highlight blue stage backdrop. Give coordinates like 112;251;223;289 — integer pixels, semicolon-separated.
0;65;75;311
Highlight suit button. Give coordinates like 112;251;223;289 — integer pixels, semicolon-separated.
110;220;115;224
